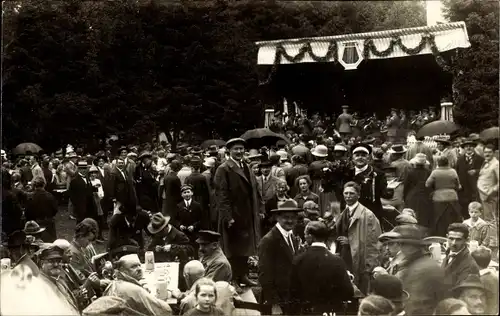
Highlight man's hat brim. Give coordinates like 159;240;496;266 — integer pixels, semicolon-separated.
270;207;302;213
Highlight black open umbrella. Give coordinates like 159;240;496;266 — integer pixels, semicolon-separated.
201;139;226;149
479;126;499;142
240;128;291;148
416;120;458;138
12;142;42;155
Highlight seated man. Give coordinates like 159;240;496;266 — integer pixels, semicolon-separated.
178;260;206;314
146;212;194;291
103;245;172;316
197;230;232;282
37;245;81;312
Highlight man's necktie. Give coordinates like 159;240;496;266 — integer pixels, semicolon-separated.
447;252;457;265
287;234;295;254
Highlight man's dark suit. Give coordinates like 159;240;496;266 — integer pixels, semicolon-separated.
258;225;300;314
108;210;150;251
96;166;113;217
347;165;393;231
456;153;484;217
111;168;137;212
175;200;207;242
441;247;480;289
290;245;354;315
162;171;182;216
69;174;97;223
185;171;210;214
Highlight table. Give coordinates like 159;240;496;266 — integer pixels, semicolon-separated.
141;262;179;304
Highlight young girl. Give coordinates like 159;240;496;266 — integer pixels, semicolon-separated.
183;278;226;316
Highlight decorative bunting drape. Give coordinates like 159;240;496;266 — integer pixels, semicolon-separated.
259;33;452;86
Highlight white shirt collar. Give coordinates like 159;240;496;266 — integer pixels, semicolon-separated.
229;156;242;167
311;242;327;249
355;164;368;175
185;199;192;206
276;222;293;239
347;202;359;216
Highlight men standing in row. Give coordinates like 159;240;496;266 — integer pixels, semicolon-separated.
214;138;263;287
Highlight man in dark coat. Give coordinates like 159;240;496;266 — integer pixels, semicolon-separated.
258;199;301;315
185;156;210;214
108;206;150;252
214;138;264;287
161;160;182;216
442;223;480;288
94;155;113;222
134;151;159;213
456;138;484;218
111;157;137;213
290;221;354;315
69;161;97;223
347;143;393;231
197;230;232;282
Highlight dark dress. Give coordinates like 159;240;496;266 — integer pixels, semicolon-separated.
403;165;433;228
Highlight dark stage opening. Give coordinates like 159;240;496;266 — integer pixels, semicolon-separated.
265;54;452;116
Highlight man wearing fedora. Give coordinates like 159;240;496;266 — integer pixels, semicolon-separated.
197;230;232;282
256;158;280;204
389;145;411;182
69;161;97;223
108;206;150;253
146;212;192;262
111;156;138;214
388;225;448;316
134;151;159;214
370;274;409;316
451;274;487;315
258;199;302;315
290;220;354;315
435;139;457;169
214;138;263;287
456;138;484;216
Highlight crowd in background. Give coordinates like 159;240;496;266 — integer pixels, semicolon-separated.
1;107;499;316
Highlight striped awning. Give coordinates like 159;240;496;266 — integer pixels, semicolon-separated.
255;22;470;70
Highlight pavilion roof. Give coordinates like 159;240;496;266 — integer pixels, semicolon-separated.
255;21;470;70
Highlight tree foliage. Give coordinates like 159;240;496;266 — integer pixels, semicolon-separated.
3;0;430;151
443;0;499;133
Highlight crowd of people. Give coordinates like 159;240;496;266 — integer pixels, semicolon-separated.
1;108;499;316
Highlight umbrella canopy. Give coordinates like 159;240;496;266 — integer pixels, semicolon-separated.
12;143;42;155
416;120;458;138
479;127;499;142
201;139;226;149
240;128;291;148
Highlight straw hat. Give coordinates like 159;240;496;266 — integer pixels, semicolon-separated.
410;153;427;166
271;199;303;214
311;145;328;157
